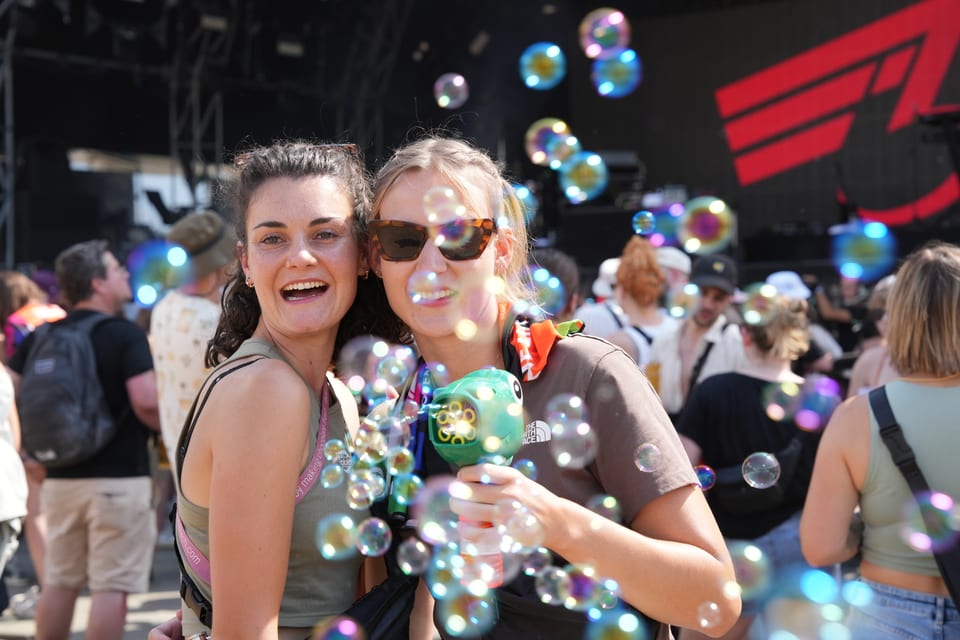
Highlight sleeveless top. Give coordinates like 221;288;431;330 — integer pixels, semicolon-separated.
861;379;960;576
177;338;363;629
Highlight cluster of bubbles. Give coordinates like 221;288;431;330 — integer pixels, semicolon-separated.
306;358;681;637
761;376;842;432
578;8;642;98
831;220;896;282
125;239;192;307
626;196;735;257
523;118;608;204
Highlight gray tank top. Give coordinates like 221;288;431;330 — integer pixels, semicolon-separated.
861;379;960;576
177;338;363;628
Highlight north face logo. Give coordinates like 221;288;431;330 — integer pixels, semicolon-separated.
523;420;551;445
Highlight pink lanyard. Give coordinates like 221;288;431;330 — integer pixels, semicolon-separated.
176;384;331;585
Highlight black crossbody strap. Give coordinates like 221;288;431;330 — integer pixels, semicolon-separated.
868;386;960;603
687;341;716;397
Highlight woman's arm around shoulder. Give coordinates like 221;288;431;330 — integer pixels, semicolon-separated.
200;359;314;640
800;394;870;567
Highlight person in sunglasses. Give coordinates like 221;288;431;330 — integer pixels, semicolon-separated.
368;136;740;639
151;141;411;640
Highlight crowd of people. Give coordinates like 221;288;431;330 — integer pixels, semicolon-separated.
0;135;957;640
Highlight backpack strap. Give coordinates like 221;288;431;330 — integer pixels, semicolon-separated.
868;386;960;603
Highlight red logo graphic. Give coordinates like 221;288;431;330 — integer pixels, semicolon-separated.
715;0;960;226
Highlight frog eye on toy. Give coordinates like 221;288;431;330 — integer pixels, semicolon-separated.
511;378;522;402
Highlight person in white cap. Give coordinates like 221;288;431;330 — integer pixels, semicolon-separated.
655;246;692;304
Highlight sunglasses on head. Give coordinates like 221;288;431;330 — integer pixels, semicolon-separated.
369;218;497;262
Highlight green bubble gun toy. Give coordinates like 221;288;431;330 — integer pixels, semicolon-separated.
427;367;525;588
427;367;525;468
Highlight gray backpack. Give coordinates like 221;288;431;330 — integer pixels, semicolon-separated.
18;313;118;468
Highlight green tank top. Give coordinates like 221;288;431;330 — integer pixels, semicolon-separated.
177;338;363;628
861;379;960;576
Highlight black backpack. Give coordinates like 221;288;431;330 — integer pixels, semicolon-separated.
18;313;119;468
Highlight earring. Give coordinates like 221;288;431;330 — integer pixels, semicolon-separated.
359;270;369;280
245;275;254;288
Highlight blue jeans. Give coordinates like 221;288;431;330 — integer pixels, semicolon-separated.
847;578;960;640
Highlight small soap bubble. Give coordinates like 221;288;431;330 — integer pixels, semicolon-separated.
695;464;717;490
434;72;469;109
697;601;722;630
578;7;631;59
740;283;780;325
586;494;622;523
634;442;662;472
763;382;802;422
742;452;781;489
900;491;960;553
423;185;466;222
679;197;735;255
437;587;498;637
584;607;644;640
356;517;393;557
562;564;603;611
511;182;539;226
546;393;588;426
632;210;656;235
519;42;566;90
320;463;345;489
536;566;570;605
310;615;366;640
388;446;415;475
559;151;609;204
727;540;772;601
413;476;460;546
832;220;896;282
591;48;642;98
550;420;598;469
398;537;432;575
407;270;440;305
524;118;575;167
795;375;842;432
126;239;191;307
315;513;358;560
390;472;424;507
324;438;349;463
523;547;553;576
513;458;539;480
529;266;567;318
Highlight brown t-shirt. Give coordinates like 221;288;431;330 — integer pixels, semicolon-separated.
442;332;696;640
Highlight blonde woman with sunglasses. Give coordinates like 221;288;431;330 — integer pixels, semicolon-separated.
367;136;740;639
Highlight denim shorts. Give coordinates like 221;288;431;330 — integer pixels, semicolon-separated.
846;578;960;640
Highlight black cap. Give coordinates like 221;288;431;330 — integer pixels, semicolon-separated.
690;255;737;295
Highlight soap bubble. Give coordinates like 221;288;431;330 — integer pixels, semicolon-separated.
434;72;469;109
